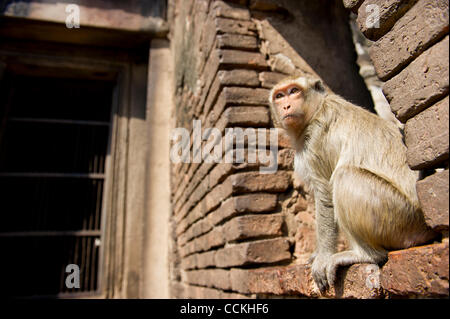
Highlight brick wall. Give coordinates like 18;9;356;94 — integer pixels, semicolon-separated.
168;0;449;298
346;0;449;297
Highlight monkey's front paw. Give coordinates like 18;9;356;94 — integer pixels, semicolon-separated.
310;254;332;293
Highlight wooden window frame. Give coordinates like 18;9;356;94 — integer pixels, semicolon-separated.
0;36;149;299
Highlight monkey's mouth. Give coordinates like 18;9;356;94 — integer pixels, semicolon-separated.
282;114;298;120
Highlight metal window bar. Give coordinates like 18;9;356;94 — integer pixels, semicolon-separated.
0;75;113;297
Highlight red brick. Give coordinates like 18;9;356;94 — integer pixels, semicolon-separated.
383;36;449;122
214;17;257;36
333;264;384;298
214;238;291;267
179;226;225;257
416;170;449;231
183;269;231;290
208;86;270;124
223;106;270;127
405;96;449;169
218;69;260;87
180;192;278;246
223;214;284;242
230;264;315;295
175;177;233;234
230;262;385;298
212;1;251;20
196;250;217;269
208;193;278;226
202;69;261;117
370;0;449;80
217;34;258;50
277;148;294;169
184;284;251;299
380;242;449;297
230;170;291;194
357;0;419;41
343;0;364;11
184;284;223;298
218;49;268;70
259;71;287;89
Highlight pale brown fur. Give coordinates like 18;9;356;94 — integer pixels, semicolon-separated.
269;76;435;292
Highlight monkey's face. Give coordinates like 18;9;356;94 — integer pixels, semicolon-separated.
271;83;306;132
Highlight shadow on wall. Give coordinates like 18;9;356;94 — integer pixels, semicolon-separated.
0;0;166;18
258;0;374;111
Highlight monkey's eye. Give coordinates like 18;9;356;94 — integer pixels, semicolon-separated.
275;92;284;99
289;87;300;95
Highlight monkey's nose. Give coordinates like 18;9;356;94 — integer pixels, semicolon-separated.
284;105;291;110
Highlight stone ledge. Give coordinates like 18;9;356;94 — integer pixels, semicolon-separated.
227;242;450;298
381;242;449;297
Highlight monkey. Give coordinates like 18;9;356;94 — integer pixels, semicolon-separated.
269;76;436;292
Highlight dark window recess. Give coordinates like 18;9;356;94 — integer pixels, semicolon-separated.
0;75;113;297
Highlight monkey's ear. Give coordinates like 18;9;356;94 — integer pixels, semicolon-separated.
313;80;325;93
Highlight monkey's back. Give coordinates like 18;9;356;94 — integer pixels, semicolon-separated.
322;95;418;203
304;94;433;250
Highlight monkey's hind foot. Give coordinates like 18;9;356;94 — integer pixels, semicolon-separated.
325;250;383;288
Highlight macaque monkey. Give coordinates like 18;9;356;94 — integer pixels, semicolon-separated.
269;76;435;292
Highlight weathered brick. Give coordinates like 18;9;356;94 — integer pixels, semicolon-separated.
370;0;449;80
199;48;221;111
224;214;284;242
214;238;291;267
196;250;217;269
357;0;418;41
416;170;449;231
184;284;251;299
180;192;278;247
230;262;384;298
203;69;261;118
230;264;314;295
259;71;287;89
277;148;294;169
219;69;260;87
217;34;258;50
202;69;259;117
212;1;251;20
215;17;257;35
219;49;268;70
405;96;449;169
185;284;223;298
183;269;231;290
383;36;449;122
380;242;449;297
230;171;291;193
343;0;364;11
180;253;197;270
175;162;215;211
181;250;218;270
175;177;233;234
208;86;271;124
332;264;384;298
205;176;234;211
180;226;225;257
208;193;278;226
223;106;270;127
